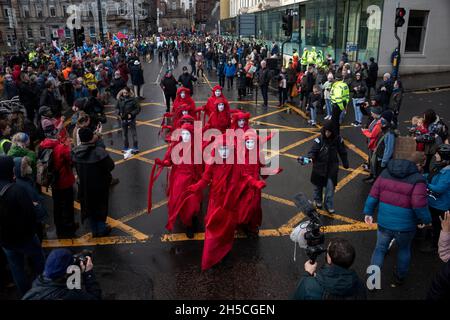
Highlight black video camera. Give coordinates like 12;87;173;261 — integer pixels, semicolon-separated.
72;249;92;268
293;193;326;263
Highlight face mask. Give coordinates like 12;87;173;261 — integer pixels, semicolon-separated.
217;103;225;112
238;119;245;128
215;90;221;97
180;92;186;99
245;139;255;150
181;130;191;143
218;146;230;159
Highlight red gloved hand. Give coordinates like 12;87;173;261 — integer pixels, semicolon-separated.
254;180;266;190
155;158;163;165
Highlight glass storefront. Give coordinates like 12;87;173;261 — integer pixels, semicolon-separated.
220;0;384;63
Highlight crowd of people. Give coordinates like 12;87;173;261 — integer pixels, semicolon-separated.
0;31;448;301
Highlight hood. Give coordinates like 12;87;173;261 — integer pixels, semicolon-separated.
387;159;418;179
176;87;191;97
316;265;362;297
211;85;223;96
72;143;108;164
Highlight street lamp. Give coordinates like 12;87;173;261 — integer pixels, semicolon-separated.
97;0;104;42
132;0;137;38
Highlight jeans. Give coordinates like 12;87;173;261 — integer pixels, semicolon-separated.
219;76;225;88
429;206;445;246
89;216;109;236
260;85;269;106
331;104;342;133
52;187;76;237
2;235;45;296
122;118;138;149
279;87;288;106
370;226;416;280
206;59;213;71
325;99;332;117
164;93;176;112
310;106;317;123
313;178;335;210
352;98;365;124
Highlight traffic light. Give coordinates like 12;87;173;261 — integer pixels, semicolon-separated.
395;8;406;27
74;26;85;47
282;11;293;37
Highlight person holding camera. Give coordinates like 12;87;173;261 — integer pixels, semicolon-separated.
22;249;101;300
305;120;349;214
293;238;366;300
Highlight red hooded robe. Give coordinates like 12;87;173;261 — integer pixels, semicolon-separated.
187;134;266;270
148;123;203;231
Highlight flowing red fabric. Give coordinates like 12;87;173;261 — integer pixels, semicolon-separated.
196;163;256;270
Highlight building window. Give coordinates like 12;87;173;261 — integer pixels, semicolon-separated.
36;6;43;18
50;6;56;17
40;26;46;38
27;28;33;38
23;5;30;18
62;5;68;17
4;8;9;17
89;26;96;37
405;10;428;53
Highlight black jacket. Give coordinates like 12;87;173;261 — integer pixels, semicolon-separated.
116;96;141;120
236;67;247;89
258;67;272;87
307;129;349;187
376;79;393;107
427;260;450;300
22;272;101;300
160;76;178;96
110;78;127;99
367;62;378;86
39;89;62;116
0;180;36;248
72;144;115;222
350;79;367;99
19;82;39;114
129;65;145;86
178;73;197;95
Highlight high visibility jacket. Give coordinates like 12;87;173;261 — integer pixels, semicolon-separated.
301;49;308;66
330;81;350;110
0;138;11;155
307;50;317;65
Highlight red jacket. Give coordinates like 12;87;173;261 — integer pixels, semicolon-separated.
39;139;75;190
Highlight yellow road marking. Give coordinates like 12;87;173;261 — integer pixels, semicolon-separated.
250;107;290;121
335;167;365;192
251;120;319;133
278;134;321;154
42;236;147;248
106;217;149;241
288;104;368;161
280;212;306;228
160;222;377;242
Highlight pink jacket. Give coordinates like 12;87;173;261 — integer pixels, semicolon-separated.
439;231;450;263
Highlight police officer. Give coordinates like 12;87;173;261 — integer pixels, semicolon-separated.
330;72;350;134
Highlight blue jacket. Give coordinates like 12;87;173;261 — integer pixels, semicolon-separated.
380;131;395;167
364;159;431;231
427;165;450;211
224;64;236;78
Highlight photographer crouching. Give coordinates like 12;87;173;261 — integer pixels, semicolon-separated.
22;249;101;300
292;238;366;300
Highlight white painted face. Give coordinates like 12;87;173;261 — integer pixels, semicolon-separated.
181;130;191;143
245;139;255;150
182;110;189;116
215;90;222;97
218;146;230;159
217;103;225;112
180;92;186;99
238;119;246;128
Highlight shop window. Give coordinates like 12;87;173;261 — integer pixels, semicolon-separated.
405;10;428;53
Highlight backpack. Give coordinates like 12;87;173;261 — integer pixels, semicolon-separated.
36;148;58;188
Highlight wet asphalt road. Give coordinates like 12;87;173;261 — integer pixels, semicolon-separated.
4;56;450;300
